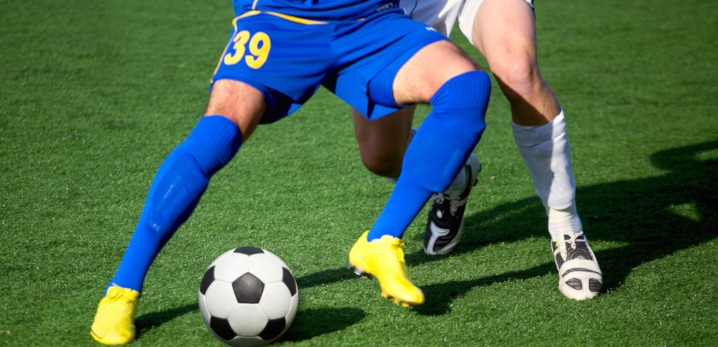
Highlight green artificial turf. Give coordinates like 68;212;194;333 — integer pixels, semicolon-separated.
1;0;717;346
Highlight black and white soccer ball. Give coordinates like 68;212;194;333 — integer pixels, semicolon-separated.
198;247;299;347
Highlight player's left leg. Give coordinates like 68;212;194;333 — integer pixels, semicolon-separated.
349;38;491;306
376;39;488;241
465;0;601;299
352;105;481;256
352;106;415;179
349;107;426;306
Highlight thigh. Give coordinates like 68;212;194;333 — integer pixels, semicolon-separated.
465;0;537;64
204;79;266;141
392;39;479;105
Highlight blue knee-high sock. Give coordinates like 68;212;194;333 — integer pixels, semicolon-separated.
109;115;242;293
368;71;491;240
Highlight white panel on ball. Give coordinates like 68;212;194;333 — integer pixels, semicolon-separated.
247;254;284;283
259;283;293;319
228;304;268;337
213;253;251;282
204;281;237;318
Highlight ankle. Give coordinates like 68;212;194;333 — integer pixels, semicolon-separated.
548;206;582;240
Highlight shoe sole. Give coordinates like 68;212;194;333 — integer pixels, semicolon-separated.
347;263;418;307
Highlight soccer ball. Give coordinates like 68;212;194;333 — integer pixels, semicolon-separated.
198;247;299;347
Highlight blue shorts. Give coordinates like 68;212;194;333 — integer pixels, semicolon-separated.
211;10;447;123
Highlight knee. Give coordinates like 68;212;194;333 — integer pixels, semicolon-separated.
489;54;541;99
431;70;491;132
403;71;491;192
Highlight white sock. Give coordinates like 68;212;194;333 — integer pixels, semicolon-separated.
444;165;468;194
512;112;582;239
547;206;583;241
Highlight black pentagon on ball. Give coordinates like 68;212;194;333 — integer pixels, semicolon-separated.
232;272;264;303
259;318;286;341
282;267;297;296
209;316;237;341
233;247;264;256
199;266;215;295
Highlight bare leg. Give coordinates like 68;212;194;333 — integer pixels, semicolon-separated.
470;0;602;300
352;106;415;178
471;0;560;126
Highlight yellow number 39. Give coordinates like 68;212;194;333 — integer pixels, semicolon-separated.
223;30;271;69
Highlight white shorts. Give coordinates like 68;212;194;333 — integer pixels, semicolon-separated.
401;0;534;44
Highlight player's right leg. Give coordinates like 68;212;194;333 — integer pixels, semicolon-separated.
90;81;264;345
90;81;265;345
466;0;601;299
91;12;335;343
463;0;561;125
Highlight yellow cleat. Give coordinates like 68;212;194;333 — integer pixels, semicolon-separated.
90;285;140;345
348;230;424;306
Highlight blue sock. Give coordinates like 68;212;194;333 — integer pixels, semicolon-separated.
108;115;242;293
368;71;490;240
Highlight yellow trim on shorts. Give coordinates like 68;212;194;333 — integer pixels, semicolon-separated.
265;11;327;24
240;9;327;24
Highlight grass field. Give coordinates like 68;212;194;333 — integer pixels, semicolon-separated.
1;0;717;346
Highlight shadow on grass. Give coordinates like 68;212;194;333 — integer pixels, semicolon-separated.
296;267;358;289
134;304;365;343
407;140;718;315
135;303;196;339
281;307;365;342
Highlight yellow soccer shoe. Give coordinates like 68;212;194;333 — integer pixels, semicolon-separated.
90;284;140;345
349;230;424;306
